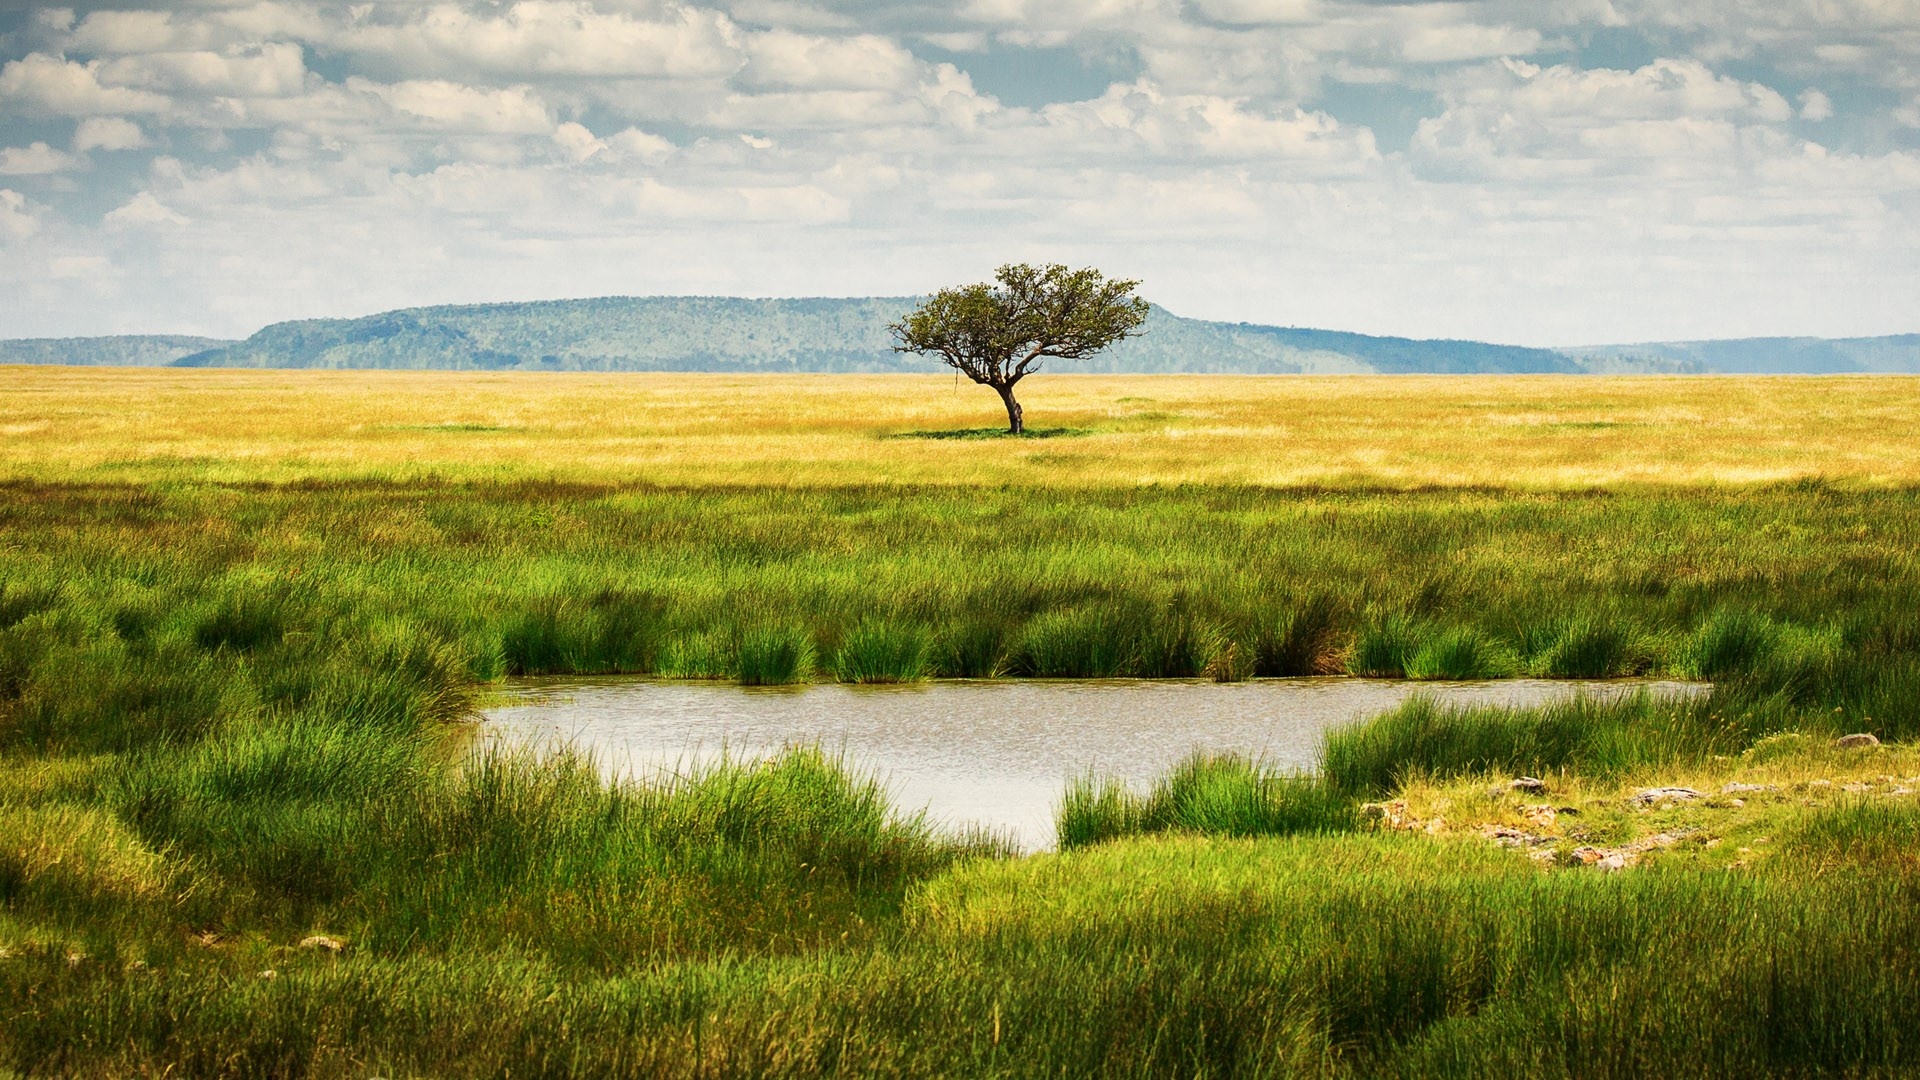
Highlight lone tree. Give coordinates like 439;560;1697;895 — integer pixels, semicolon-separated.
889;263;1149;435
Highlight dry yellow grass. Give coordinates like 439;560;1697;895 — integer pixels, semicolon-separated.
5;366;1919;487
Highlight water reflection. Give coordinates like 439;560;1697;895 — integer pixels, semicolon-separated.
481;677;1706;851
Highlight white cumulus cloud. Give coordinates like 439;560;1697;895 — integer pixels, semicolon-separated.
0;188;42;239
0;53;171;116
331;2;745;80
104;190;190;229
73;116;149;152
0;141;81;175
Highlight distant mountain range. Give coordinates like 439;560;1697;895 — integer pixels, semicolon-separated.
4;298;1917;375
0;334;233;367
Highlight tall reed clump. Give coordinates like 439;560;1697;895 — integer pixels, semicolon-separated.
1135;609;1224;679
937;619;1011;678
656;630;733;679
499;591;662;676
1254;593;1346;676
1058;753;1356;848
1351;613;1419;677
1016;606;1138;678
1533;614;1646;678
832;621;932;683
735;625;814;685
1403;626;1519;680
1682;607;1840;703
1320;692;1730;798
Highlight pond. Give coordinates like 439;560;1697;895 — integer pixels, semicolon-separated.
480;677;1707;851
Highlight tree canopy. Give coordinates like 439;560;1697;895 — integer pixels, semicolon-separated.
890;263;1149;433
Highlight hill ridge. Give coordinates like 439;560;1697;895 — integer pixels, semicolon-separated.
5;299;1918;374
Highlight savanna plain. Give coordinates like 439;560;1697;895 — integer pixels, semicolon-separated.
6;368;1920;1077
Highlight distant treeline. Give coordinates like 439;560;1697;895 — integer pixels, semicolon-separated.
4;298;1918;373
0;334;233;367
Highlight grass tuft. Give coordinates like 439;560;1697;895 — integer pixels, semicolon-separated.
1321;692;1727;798
1404;626;1518;680
1016;606;1137;678
1535;615;1643;678
1351;613;1418;677
1058;753;1357;848
833;621;932;683
736;625;815;685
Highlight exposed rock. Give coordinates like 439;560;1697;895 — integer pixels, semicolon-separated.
258;969;278;980
299;935;346;953
1721;782;1773;794
1835;733;1882;749
1360;800;1446;833
1567;831;1686;871
1509;776;1548;794
1359;801;1399;822
1483;825;1548;848
1632;787;1702;806
1522;804;1558;829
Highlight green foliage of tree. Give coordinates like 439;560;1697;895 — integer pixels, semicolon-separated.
889;263;1150;434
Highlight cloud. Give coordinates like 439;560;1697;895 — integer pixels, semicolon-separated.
66;10;212;54
104;190;190;229
73;116;150;152
1186;0;1321;27
0;53;171;116
48;253;116;280
741;30;921;90
1031;80;1379;167
552;120;607;160
607;127;676;159
331;2;745;80
1411;58;1802;178
1399;23;1542;64
97;43;309;98
1;0;1918;344
0;142;81;175
348;78;556;135
0;189;40;239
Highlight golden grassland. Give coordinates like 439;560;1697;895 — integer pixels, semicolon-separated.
14;367;1920;1072
5;366;1920;487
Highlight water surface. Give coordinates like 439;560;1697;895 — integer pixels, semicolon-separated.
482;678;1704;850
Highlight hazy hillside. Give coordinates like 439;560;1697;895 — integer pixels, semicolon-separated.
1565;335;1920;374
1;334;234;367
169;296;1579;374
7;301;1918;374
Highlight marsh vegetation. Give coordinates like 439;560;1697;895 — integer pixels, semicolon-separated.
4;369;1920;1074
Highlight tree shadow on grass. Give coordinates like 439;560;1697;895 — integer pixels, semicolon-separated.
885;427;1094;441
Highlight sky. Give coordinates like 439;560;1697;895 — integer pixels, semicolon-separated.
0;1;1917;345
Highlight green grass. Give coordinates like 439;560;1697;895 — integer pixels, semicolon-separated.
832;620;932;683
8;479;1920;1072
9;830;1920;1076
1532;614;1647;677
736;624;815;685
1319;690;1764;797
1403;625;1519;680
1057;752;1358;847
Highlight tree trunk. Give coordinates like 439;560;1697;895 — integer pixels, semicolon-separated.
995;383;1024;435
